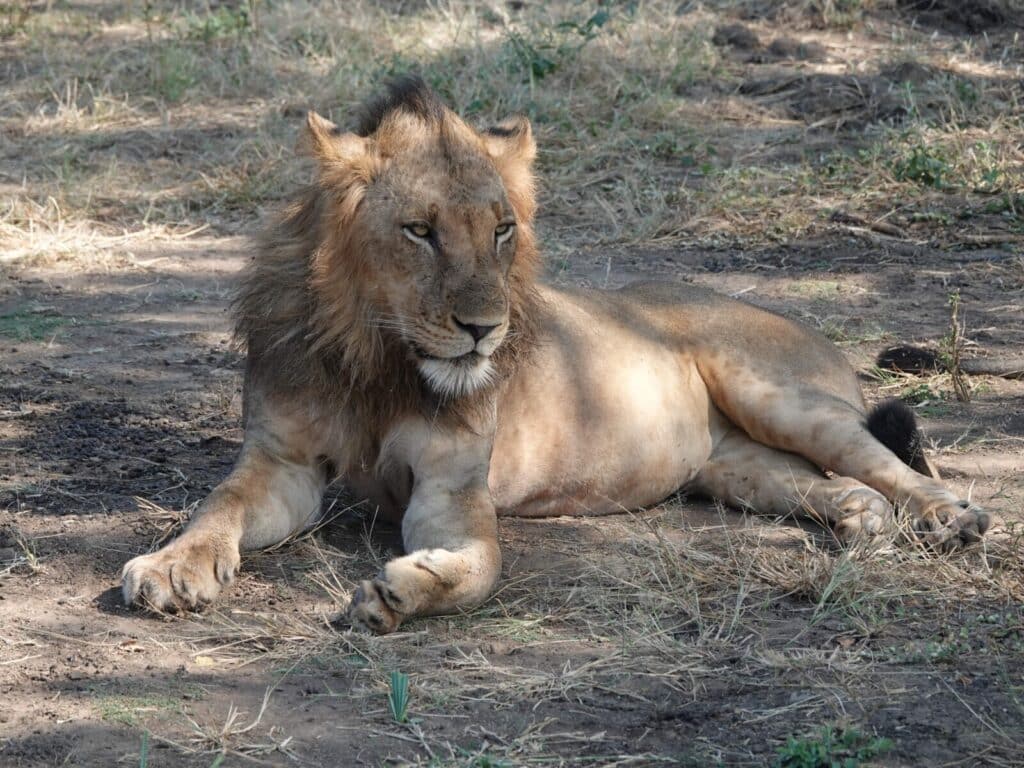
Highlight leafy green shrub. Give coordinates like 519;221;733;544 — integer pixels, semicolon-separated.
775;726;893;768
891;144;951;188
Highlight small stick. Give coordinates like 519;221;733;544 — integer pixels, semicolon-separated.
947;292;971;403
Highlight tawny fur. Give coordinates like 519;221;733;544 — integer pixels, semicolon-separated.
121;77;991;633
232;91;540;472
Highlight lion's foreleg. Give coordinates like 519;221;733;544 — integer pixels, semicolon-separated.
122;444;325;611
347;448;501;634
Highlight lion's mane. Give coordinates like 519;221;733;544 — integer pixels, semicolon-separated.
232;77;542;471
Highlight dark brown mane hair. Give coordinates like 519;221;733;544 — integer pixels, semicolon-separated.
355;74;446;136
232;77;541;471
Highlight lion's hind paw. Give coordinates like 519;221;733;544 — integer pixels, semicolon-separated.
913;500;991;551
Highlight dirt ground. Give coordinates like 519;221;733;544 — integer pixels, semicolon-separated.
2;2;1023;767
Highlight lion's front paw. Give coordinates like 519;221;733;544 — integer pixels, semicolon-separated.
832;487;894;545
346;579;405;634
121;536;240;612
913;500;991;551
345;551;447;634
342;546;497;634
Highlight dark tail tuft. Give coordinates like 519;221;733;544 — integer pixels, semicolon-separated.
866;399;937;478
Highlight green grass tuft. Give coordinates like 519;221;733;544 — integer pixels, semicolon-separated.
0;311;68;341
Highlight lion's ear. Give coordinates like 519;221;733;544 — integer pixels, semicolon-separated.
482;116;536;167
302;110;379;192
483;116;536;222
302;111;372;167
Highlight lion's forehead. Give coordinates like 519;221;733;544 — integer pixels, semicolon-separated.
380;142;507;209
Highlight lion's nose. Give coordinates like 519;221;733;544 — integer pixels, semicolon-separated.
453;317;499;343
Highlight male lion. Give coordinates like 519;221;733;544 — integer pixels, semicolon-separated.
122;77;990;633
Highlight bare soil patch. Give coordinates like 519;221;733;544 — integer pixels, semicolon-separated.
897;0;1022;34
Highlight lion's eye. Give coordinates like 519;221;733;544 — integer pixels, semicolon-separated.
403;222;432;240
494;222;515;243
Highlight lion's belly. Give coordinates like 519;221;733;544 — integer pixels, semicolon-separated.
488;311;719;517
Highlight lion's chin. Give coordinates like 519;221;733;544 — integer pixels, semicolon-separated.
417;353;495;399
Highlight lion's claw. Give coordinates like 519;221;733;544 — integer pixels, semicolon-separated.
122;537;239;612
346;579;403;634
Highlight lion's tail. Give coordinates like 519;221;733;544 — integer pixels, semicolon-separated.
865;399;939;479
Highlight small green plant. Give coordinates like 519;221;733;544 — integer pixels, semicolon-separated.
0;310;68;341
151;45;198;102
891;144;951;189
900;381;938;406
0;0;30;39
387;670;410;724
954;77;979;108
642;132;717;166
775;725;893;768
969;141;1002;192
504;30;559;80
921;636;970;662
504;7;612;82
181;5;252;43
555;8;612;41
983;193;1021;218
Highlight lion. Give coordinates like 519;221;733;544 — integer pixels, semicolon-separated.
122;76;991;633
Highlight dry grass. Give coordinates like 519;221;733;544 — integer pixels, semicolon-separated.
1;0;1021;262
133;504;1022;763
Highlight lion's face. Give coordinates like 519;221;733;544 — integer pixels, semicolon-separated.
305;105;537;399
361;143;517;398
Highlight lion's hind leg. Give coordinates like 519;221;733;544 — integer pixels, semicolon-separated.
700;361;990;548
693;428;894;544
